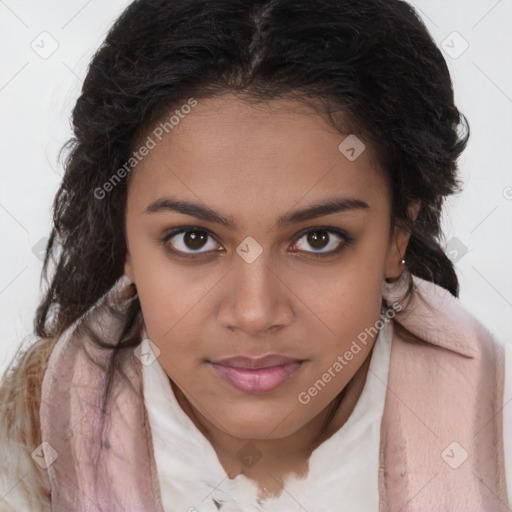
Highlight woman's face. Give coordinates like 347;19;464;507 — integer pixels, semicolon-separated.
124;93;413;440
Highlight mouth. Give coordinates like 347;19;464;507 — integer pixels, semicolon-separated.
208;359;304;394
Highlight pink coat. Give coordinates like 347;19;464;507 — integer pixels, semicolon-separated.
6;271;511;511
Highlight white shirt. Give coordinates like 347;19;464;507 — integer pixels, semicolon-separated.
143;319;512;512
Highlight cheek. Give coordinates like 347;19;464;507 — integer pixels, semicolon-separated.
133;269;199;355
332;283;382;335
296;271;384;391
294;264;384;341
129;243;212;339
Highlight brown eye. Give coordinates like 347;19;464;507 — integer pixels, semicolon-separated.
183;230;208;250
307;230;330;250
164;228;221;255
290;228;351;256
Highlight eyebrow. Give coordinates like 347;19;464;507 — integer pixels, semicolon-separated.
145;196;369;230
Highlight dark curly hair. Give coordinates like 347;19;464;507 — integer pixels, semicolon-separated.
35;0;468;353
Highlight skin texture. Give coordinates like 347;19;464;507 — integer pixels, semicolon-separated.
124;92;420;500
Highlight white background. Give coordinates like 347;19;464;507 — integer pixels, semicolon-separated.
1;0;511;373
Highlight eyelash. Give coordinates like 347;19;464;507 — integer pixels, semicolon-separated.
160;225;354;260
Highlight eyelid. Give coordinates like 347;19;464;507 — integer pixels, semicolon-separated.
288;225;353;257
161;226;222;257
161;225;353;258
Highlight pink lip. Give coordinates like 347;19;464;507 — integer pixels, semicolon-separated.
211;354;302;369
210;361;303;394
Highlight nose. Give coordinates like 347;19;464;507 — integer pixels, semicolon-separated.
217;252;295;338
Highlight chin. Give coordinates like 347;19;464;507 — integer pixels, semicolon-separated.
216;410;302;440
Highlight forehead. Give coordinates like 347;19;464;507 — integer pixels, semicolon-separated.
127;93;389;220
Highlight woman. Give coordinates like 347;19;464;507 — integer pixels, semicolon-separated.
1;0;510;510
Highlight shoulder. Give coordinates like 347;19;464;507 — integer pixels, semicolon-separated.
0;337;56;511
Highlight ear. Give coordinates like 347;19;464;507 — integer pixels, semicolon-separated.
384;199;421;281
124;251;135;283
